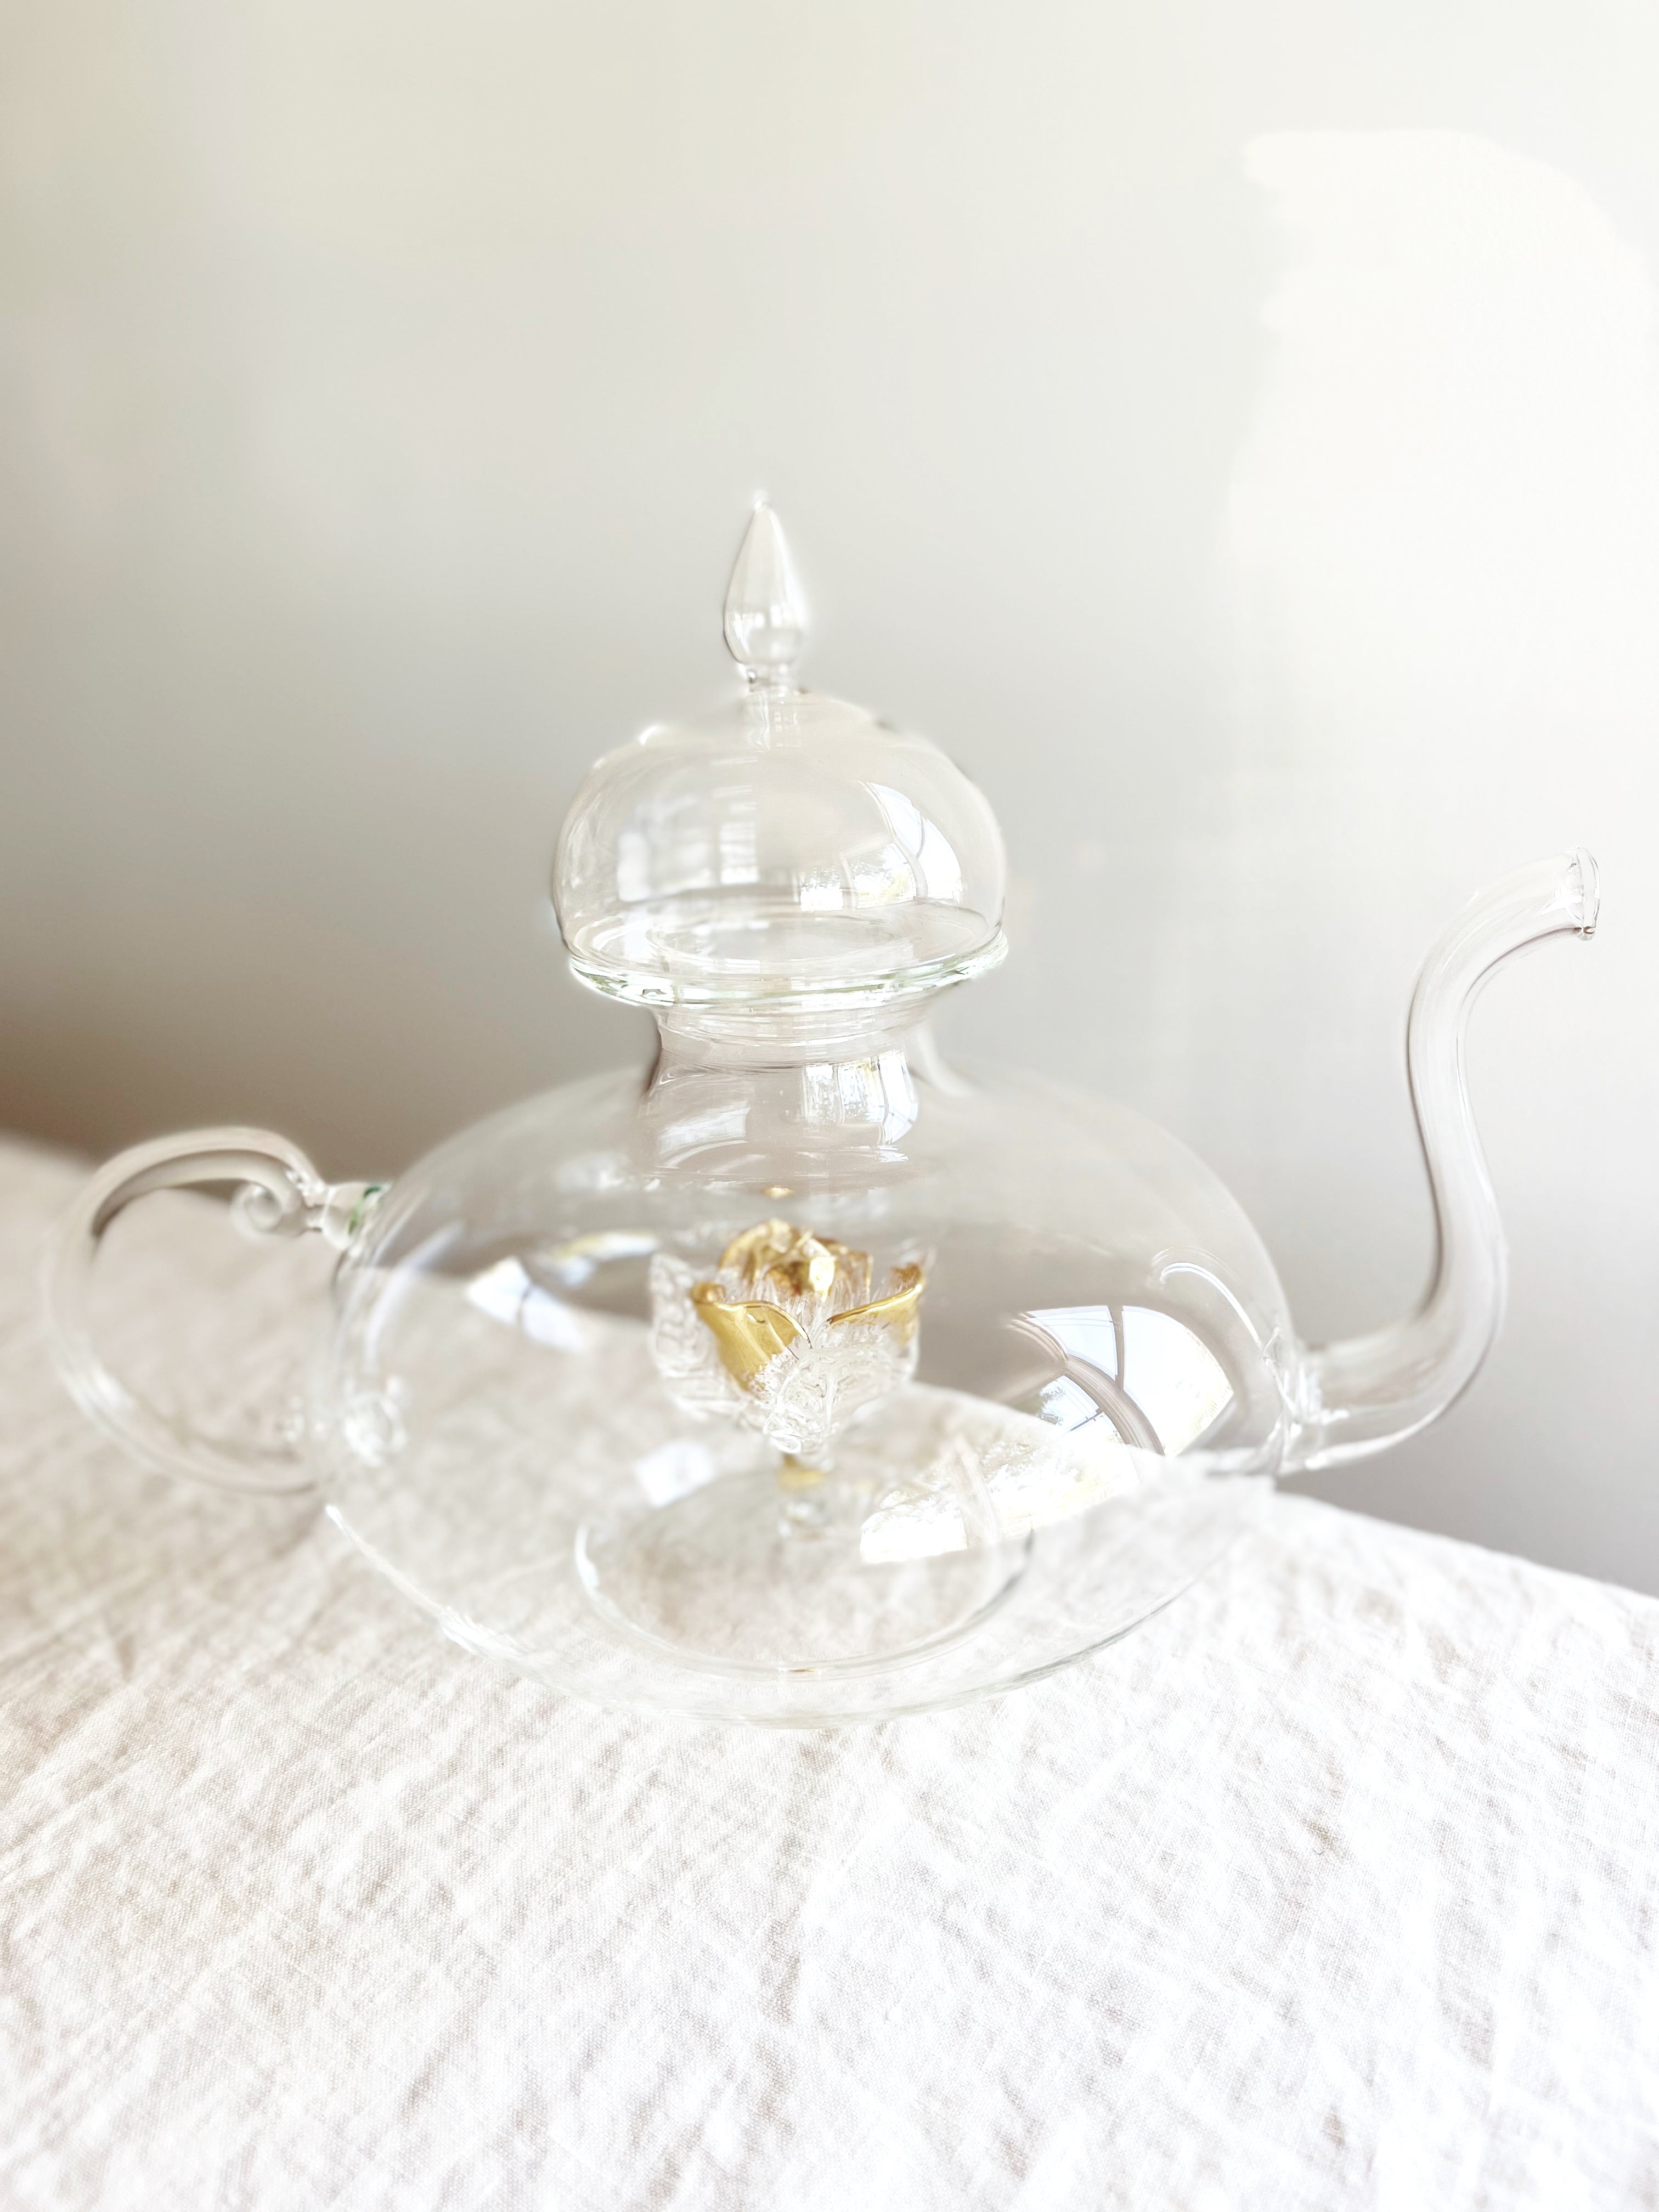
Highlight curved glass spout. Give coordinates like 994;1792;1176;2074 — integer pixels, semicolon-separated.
1287;849;1599;1472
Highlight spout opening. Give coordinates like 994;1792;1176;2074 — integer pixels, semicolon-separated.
1567;847;1600;937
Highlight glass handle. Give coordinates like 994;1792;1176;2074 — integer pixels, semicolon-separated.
41;1126;383;1495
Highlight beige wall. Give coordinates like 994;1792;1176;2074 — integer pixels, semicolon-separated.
4;2;1657;1584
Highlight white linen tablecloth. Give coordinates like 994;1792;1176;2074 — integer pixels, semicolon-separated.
1;1135;1655;2210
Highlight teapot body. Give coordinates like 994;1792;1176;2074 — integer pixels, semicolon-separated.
299;1029;1289;1720
324;1041;1296;1486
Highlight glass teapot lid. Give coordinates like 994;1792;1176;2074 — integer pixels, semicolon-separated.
554;505;1007;1008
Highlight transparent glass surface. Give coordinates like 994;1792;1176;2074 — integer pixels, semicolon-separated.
555;686;1007;1009
41;508;1600;1725
314;1025;1287;1724
554;506;1006;1010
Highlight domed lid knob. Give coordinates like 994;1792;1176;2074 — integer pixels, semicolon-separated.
553;509;1007;1011
723;503;806;682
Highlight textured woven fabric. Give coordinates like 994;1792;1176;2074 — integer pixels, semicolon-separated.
1;1137;1656;2210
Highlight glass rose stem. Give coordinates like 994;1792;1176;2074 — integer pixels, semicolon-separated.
777;1452;834;1537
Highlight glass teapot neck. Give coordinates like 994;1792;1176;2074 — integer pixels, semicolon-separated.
649;997;949;1072
642;1002;958;1178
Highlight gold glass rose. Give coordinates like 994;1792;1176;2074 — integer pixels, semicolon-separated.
648;1220;926;1462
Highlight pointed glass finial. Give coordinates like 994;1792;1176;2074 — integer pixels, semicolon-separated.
723;503;806;682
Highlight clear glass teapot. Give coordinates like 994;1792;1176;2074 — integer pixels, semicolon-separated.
44;509;1599;1725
